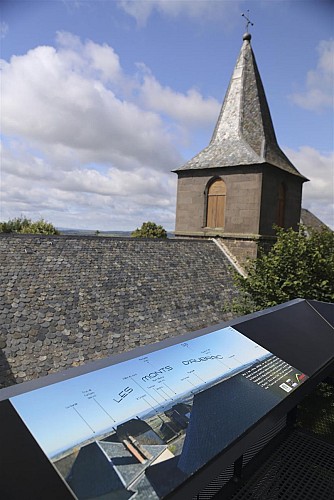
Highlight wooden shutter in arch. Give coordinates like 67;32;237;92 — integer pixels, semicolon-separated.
207;179;226;228
277;183;286;227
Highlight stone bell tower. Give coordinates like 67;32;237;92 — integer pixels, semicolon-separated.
173;32;308;264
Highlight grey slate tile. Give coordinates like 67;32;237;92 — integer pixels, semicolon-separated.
0;234;239;388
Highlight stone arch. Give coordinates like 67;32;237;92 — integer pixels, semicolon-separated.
206;178;226;228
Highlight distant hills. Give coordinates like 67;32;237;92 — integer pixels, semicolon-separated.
58;229;175;238
59;228;132;237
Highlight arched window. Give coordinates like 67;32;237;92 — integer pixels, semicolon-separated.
277;182;286;227
206;178;226;228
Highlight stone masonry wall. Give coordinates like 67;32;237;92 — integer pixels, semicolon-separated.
221;238;259;267
175;168;262;237
260;167;304;235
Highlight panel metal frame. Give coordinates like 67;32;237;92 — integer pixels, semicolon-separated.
0;298;333;500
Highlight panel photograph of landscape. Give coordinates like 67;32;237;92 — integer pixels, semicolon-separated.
10;326;307;499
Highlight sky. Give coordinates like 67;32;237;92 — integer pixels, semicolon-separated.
0;0;333;231
11;326;270;457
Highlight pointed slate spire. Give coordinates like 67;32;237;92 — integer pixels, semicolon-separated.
175;34;306;179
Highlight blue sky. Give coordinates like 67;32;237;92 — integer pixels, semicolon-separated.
11;326;270;457
1;0;333;230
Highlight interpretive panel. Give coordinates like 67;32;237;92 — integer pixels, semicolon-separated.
10;326;307;499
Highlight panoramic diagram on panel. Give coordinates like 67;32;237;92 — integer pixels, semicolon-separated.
11;327;307;499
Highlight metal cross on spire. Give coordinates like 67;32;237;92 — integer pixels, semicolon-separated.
241;10;254;33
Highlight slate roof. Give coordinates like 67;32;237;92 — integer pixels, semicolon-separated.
114;418;164;444
177;370;281;476
174;34;307;180
66;442;132;499
301;208;331;231
0;234;239;388
98;440;167;489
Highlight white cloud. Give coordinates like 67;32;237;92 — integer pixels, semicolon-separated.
56;31;123;84
0;22;8;39
1;32;225;230
285;146;334;229
0;136;177;231
61;0;88;13
137;67;220;126
3;31;331;233
85;40;122;83
0;33;188;229
1;42;180;170
118;0;241;27
290;39;334;111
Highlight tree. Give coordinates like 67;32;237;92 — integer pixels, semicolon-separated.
131;221;167;239
234;225;334;314
0;216;59;235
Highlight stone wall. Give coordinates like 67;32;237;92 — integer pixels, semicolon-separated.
175;167;263;237
175;165;304;267
220;238;259;267
260;167;303;235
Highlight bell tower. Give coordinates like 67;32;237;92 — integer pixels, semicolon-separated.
174;32;308;264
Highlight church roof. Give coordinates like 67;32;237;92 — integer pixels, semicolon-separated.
175;34;306;180
0;234;238;389
300;208;331;231
66;442;132;499
177;369;281;476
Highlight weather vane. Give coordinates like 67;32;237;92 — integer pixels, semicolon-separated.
241;10;254;33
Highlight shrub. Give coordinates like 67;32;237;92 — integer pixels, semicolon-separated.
131;221;167;239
